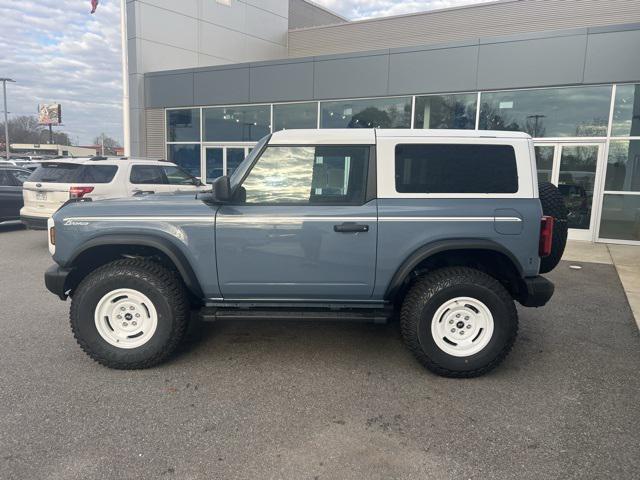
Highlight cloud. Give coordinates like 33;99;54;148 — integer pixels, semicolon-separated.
0;0;492;147
0;0;123;145
314;0;496;19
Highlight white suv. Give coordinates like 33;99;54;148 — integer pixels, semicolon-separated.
21;157;206;229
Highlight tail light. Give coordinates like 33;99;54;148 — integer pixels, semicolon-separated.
539;216;554;257
49;225;56;245
69;186;94;199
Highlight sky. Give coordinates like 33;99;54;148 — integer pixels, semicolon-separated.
0;0;493;146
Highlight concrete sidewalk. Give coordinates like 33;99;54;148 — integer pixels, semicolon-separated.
563;240;640;329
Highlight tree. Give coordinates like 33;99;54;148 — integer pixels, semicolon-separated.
93;133;120;155
0;115;71;148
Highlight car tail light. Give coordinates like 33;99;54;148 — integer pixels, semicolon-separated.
69;186;94;199
49;225;56;245
539;216;554;257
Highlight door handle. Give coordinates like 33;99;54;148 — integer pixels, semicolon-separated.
333;222;369;233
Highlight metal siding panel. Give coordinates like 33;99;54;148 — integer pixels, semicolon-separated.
584;29;640;83
194;67;250;105
250;61;315;102
314;54;389;99
288;0;640;58
145;108;165;159
477;35;588;90
388;45;479;95
145;72;194;108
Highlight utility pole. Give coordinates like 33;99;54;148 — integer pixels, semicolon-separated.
1;78;15;160
101;133;105;156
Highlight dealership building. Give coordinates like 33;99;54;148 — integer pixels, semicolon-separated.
124;0;640;244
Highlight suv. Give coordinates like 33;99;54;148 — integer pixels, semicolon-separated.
21;157;205;229
44;129;567;378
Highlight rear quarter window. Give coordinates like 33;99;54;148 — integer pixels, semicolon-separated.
75;165;118;183
395;144;518;194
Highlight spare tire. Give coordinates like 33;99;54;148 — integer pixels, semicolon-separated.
538;181;568;274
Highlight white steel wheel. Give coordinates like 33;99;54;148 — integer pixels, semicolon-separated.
431;296;494;357
94;288;158;349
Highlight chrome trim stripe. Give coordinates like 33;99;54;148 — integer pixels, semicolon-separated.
379;216;522;222
63;216;215;223
217;216;373;223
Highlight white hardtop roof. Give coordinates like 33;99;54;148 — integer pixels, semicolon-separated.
38;157;174;166
269;129;531;144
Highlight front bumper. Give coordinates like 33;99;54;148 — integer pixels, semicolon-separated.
45;265;73;300
517;276;554;307
21;215;48;230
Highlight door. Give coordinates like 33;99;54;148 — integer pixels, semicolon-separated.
204;145;251;184
128;164;202;196
0;170;23;221
215;144;377;300
534;143;605;241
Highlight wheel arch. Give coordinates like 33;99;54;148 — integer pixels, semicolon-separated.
65;234;204;299
384;239;524;303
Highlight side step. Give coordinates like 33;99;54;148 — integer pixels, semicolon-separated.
198;307;393;324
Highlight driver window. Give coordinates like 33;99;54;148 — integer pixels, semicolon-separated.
240;145;369;205
163;166;198;185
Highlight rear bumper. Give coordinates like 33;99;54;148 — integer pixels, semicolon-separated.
45;265;72;300
21;215;48;230
517;276;554;307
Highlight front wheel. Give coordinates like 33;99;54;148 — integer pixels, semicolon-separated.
70;259;190;369
400;267;518;378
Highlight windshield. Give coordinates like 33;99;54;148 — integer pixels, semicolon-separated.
229;134;271;190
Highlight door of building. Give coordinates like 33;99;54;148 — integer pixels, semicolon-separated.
202;145;253;184
534;142;606;241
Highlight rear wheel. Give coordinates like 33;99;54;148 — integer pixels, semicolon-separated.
538;181;568;274
400;267;518;378
70;259;190;369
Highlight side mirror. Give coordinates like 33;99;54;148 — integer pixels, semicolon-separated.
212;175;231;202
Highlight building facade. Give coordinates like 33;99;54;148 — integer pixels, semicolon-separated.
126;0;640;244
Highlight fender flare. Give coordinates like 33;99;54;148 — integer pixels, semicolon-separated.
384;238;524;301
67;234;204;298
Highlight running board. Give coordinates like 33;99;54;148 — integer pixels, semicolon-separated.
198;307;392;324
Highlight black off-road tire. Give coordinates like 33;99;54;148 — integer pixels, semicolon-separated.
70;259;190;369
400;267;518;378
538;181;568;274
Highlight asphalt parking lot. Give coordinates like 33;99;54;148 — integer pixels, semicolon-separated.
1;225;639;480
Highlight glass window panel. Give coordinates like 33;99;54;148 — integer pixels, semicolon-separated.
534;145;555;183
167;144;201;178
414;93;477;129
599;194;640;241
273;103;318;131
167;109;200;142
558;145;598;230
600;193;640;241
321;97;411;129
240;145;368;204
205;148;223;183
395;144;518;194
479;86;611;137
226;148;246;177
204;105;270;142
612;84;640;137
605;140;640;192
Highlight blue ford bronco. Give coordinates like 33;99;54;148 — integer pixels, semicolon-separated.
45;129;567;377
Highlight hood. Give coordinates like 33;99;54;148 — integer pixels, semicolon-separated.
53;192;217;221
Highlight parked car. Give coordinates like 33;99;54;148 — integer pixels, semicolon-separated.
0;166;31;224
44;129;568;377
14;161;41;172
21;157;206;229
